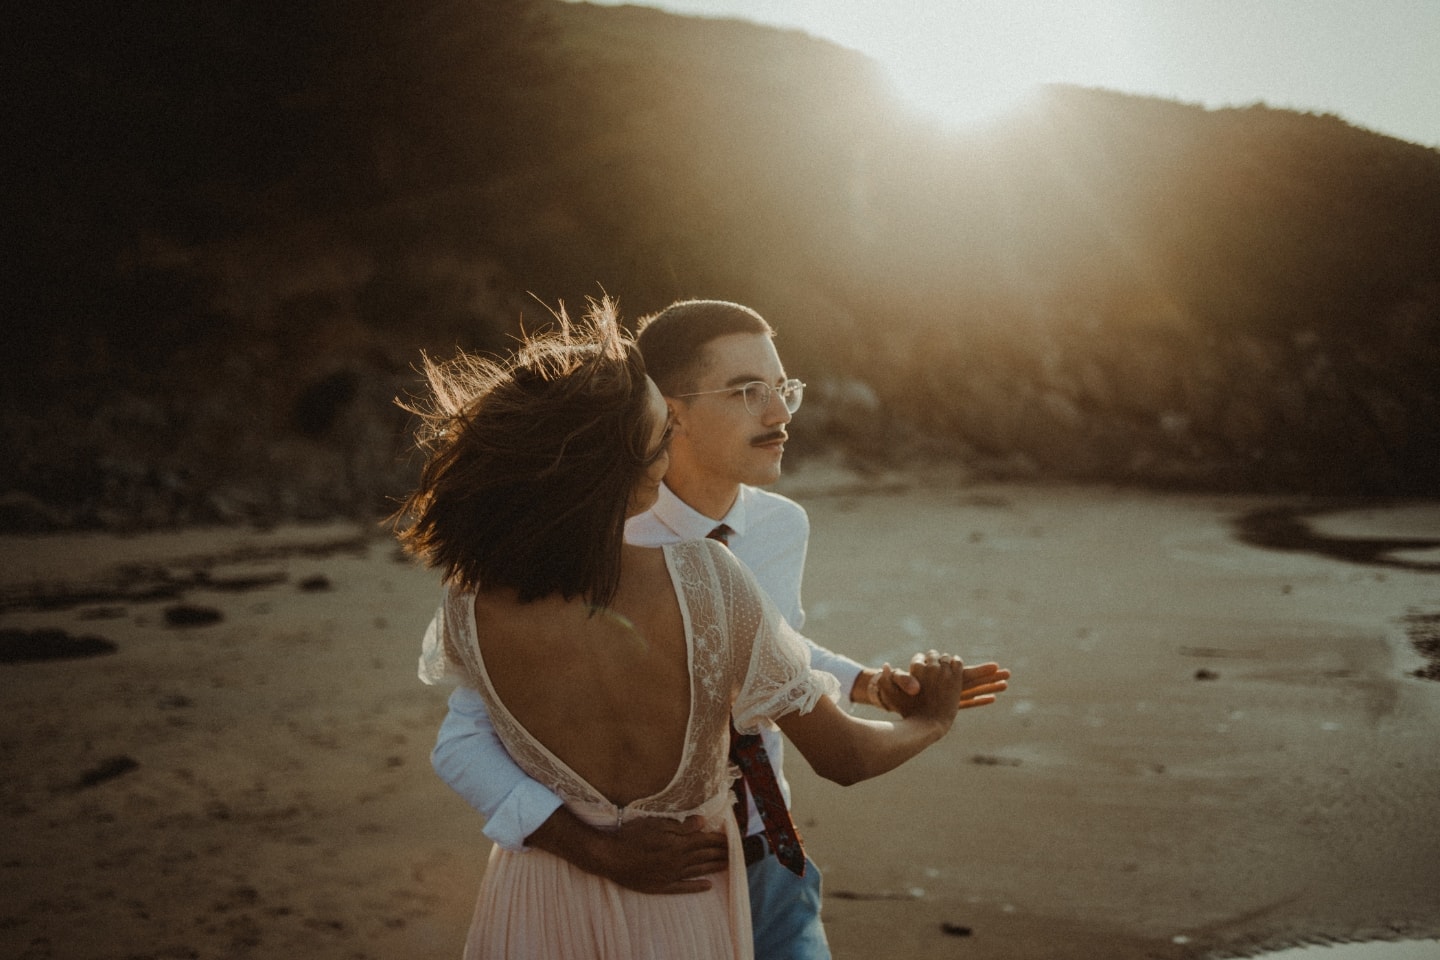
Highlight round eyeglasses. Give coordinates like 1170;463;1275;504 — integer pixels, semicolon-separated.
673;379;805;416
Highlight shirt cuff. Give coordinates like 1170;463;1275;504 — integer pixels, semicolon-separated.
481;780;567;853
807;642;865;708
830;661;864;708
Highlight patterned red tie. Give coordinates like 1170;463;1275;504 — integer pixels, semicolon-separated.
708;524;808;877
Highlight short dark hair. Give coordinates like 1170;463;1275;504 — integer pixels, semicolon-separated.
393;298;656;608
635;299;773;394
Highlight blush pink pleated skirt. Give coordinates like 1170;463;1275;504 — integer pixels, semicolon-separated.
463;800;750;960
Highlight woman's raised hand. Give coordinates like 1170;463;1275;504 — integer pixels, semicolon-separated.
904;650;971;732
880;654;1009;718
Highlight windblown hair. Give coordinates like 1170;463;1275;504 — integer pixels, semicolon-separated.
393;298;656;608
635;299;773;395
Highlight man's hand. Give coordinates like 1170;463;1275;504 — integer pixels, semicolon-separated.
527;809;729;895
956;661;1010;710
855;660;1010;717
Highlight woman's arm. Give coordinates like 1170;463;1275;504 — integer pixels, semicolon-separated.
776;652;975;786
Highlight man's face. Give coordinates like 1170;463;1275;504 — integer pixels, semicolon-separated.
667;332;793;490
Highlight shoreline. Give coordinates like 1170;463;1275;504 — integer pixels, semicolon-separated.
2;477;1438;958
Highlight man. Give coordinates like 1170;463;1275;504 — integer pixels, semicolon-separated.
428;299;1006;957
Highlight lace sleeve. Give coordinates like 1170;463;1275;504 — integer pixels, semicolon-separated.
712;544;840;734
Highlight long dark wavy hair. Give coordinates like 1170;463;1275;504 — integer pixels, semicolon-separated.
393;298;658;608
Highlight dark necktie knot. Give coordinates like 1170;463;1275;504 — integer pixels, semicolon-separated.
707;524;732;546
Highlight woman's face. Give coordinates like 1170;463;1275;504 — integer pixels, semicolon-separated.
627;378;673;518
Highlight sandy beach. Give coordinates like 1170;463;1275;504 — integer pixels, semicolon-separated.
2;472;1438;960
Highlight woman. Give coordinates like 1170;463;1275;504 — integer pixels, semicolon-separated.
395;299;976;959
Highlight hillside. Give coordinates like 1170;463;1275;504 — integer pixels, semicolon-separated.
4;0;1439;531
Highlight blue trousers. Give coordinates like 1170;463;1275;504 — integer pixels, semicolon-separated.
746;851;830;960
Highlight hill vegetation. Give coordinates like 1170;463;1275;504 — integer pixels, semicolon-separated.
5;0;1439;530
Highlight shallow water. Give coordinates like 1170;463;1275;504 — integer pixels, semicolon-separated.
1251;942;1440;960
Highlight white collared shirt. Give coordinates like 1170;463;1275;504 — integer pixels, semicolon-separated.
429;482;864;849
626;483;808;627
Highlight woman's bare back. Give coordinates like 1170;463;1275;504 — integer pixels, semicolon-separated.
472;544;691;806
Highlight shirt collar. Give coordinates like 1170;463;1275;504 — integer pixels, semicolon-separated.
650;483;751;541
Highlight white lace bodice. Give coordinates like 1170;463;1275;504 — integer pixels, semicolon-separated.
437;538;839;823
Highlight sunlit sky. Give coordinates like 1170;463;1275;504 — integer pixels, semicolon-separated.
575;0;1440;147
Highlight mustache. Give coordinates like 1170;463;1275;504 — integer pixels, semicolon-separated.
750;430;787;446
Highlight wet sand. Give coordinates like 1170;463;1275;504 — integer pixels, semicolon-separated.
1;473;1438;959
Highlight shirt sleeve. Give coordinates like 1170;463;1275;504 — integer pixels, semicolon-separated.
431;680;565;853
741;498;809;630
804;639;865;708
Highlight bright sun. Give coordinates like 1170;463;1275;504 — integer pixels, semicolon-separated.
882;65;1041;130
828;0;1152;131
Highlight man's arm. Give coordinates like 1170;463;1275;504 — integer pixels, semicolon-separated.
434;684;727;892
526;810;730;894
432;684;565;852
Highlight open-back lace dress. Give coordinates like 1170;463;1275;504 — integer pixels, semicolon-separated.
435;537;839;960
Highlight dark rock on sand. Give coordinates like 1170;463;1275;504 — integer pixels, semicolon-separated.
971;754;1022;766
77;605;129;621
1402;611;1440;681
164;605;224;628
0;628;117;663
198;571;288;592
74;756;139;790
